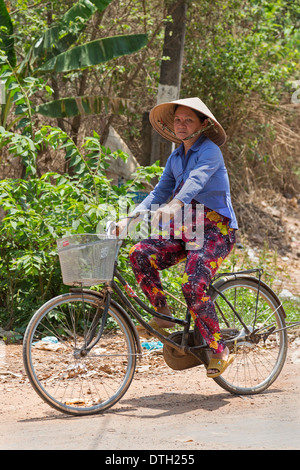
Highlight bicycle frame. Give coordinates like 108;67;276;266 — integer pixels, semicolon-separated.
72;263;290;368
112;269;191;352
72;270;206;364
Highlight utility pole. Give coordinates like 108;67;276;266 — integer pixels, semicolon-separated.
150;0;187;165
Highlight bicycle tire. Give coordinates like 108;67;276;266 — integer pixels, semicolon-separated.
23;292;137;416
210;276;288;395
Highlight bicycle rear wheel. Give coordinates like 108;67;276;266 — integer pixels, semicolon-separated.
210;276;288;395
23;292;137;416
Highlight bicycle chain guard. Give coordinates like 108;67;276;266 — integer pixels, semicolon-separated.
163;331;204;370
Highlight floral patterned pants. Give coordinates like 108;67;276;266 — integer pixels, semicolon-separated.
129;205;236;354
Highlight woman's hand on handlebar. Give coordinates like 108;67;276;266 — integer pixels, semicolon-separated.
110;200;183;236
112;217;130;236
151;199;184;228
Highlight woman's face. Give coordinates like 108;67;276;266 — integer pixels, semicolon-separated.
173;105;204;141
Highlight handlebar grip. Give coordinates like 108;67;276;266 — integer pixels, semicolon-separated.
106;210;156;238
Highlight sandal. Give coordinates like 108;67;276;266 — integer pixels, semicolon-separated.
206;354;235;378
136;319;171;338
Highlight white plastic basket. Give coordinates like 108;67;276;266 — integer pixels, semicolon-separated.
57;234;121;286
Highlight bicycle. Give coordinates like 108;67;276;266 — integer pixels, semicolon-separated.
23;211;291;416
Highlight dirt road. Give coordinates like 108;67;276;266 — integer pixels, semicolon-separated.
0;340;300;451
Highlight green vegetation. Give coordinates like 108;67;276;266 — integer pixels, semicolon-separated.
0;125;162;332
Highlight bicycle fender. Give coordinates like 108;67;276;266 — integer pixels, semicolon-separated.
209;275;286;318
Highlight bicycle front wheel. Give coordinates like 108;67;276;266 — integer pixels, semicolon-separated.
211;276;288;395
23;292;137;416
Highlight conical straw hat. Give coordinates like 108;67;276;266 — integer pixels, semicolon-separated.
149;97;226;147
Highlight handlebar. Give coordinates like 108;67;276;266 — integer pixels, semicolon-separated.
106;210;155;239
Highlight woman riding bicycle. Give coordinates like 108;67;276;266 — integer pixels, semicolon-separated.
116;97;238;378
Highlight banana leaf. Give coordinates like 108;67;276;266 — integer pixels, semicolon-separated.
36;95;129;118
64;0;113;22
38;34;148;73
0;0;16;67
25;0;114;67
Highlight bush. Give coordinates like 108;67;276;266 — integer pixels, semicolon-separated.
0;126;163;333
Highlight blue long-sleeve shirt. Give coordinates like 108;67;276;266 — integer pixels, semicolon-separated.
135;134;238;229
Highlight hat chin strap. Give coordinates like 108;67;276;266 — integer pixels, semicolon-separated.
182;129;203;141
157;120;203;141
157;118;217;142
182;119;218;141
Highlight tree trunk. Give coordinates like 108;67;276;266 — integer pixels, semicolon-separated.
150;0;187;166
